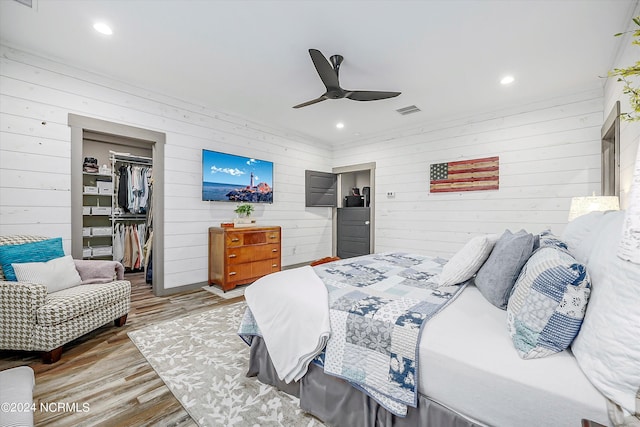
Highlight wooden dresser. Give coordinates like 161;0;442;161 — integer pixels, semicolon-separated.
208;226;281;291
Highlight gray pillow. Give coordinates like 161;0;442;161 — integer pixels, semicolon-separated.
474;229;536;309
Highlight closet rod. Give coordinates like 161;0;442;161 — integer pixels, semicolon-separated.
112;157;153;166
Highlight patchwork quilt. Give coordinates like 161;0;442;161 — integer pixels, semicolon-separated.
239;252;467;416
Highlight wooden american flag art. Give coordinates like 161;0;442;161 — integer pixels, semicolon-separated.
430;156;499;193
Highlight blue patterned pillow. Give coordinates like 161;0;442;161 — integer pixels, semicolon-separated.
538;230;570;253
0;237;64;281
506;246;591;359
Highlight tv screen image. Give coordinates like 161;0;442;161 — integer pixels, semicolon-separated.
202;149;273;203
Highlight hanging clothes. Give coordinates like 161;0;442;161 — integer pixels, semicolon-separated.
117;165;129;212
113;223;125;263
122;226;132;268
116;164;152;214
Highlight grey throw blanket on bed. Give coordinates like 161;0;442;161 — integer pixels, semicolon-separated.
312;252;467;417
73;259;124;284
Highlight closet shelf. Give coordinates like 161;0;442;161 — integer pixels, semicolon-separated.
112;215;147;221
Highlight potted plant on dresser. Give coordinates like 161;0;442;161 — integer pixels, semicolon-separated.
233;203;256;227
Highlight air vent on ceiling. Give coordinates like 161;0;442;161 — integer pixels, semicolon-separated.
13;0;33;7
395;105;421;116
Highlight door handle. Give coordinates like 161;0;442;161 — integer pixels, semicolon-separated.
365;221;370;225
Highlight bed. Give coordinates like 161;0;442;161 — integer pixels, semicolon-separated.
238;210;640;427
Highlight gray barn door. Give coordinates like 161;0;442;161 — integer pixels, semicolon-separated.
337;207;370;259
305;170;336;207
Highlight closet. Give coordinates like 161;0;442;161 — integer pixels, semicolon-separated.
111;153;153;274
81;131;153;281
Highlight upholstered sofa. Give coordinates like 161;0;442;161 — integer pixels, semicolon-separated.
0;235;131;363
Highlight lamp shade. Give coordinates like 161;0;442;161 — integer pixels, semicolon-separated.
568;196;620;221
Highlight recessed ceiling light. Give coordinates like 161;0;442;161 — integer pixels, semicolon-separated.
336;122;345;129
93;22;113;35
500;75;515;85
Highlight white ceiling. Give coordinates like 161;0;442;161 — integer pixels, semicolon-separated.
0;0;637;146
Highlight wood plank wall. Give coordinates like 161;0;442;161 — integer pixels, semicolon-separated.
0;45;334;290
332;89;612;258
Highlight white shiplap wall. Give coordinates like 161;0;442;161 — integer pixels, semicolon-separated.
333;89;607;258
0;45;333;290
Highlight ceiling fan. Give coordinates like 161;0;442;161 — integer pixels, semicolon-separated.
293;49;401;109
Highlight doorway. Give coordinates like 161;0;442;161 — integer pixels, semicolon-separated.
333;162;375;258
68;114;166;295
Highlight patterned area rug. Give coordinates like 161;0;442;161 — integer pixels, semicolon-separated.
128;301;323;426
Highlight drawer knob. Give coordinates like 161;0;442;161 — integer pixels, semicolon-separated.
272;264;278;267
231;238;240;242
269;235;277;239
228;254;237;258
272;249;278;252
229;271;237;276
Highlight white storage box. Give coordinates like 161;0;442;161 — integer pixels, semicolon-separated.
91;227;112;236
82;247;92;258
91;206;112;216
97;181;113;195
82;227;91;237
83;186;98;194
91;246;113;257
82;206;91;215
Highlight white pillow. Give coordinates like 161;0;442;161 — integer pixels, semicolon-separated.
571;211;640;416
12;255;82;293
561;210;607;264
439;234;499;286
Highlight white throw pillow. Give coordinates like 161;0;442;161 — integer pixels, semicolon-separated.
12;255;82;293
561;210;607;264
571;211;640;416
439;234;499;286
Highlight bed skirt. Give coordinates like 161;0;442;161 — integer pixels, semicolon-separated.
247;336;482;427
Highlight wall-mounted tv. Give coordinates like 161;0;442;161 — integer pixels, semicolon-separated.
202;149;273;203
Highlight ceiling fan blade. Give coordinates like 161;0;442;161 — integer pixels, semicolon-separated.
346;91;401;101
293;95;328;109
309;49;340;90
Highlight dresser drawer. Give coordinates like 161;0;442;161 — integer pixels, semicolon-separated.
225;259;280;283
226;244;280;264
226;229;281;247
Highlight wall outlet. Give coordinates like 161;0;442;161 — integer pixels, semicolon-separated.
387;192;395;198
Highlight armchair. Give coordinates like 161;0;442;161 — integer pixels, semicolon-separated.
0;235;131;363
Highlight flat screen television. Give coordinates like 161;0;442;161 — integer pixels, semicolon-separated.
202;149;273;203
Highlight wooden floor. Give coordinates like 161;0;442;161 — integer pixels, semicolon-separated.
0;273;243;426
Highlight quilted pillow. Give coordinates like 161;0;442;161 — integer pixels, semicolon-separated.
538;230;569;253
474;230;536;309
439;234;499;286
0;237;64;281
507;247;591;359
12;255;82;293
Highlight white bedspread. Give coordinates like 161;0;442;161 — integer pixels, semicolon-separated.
244;266;331;383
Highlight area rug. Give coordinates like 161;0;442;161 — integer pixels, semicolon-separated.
128;301;323;426
202;284;246;299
